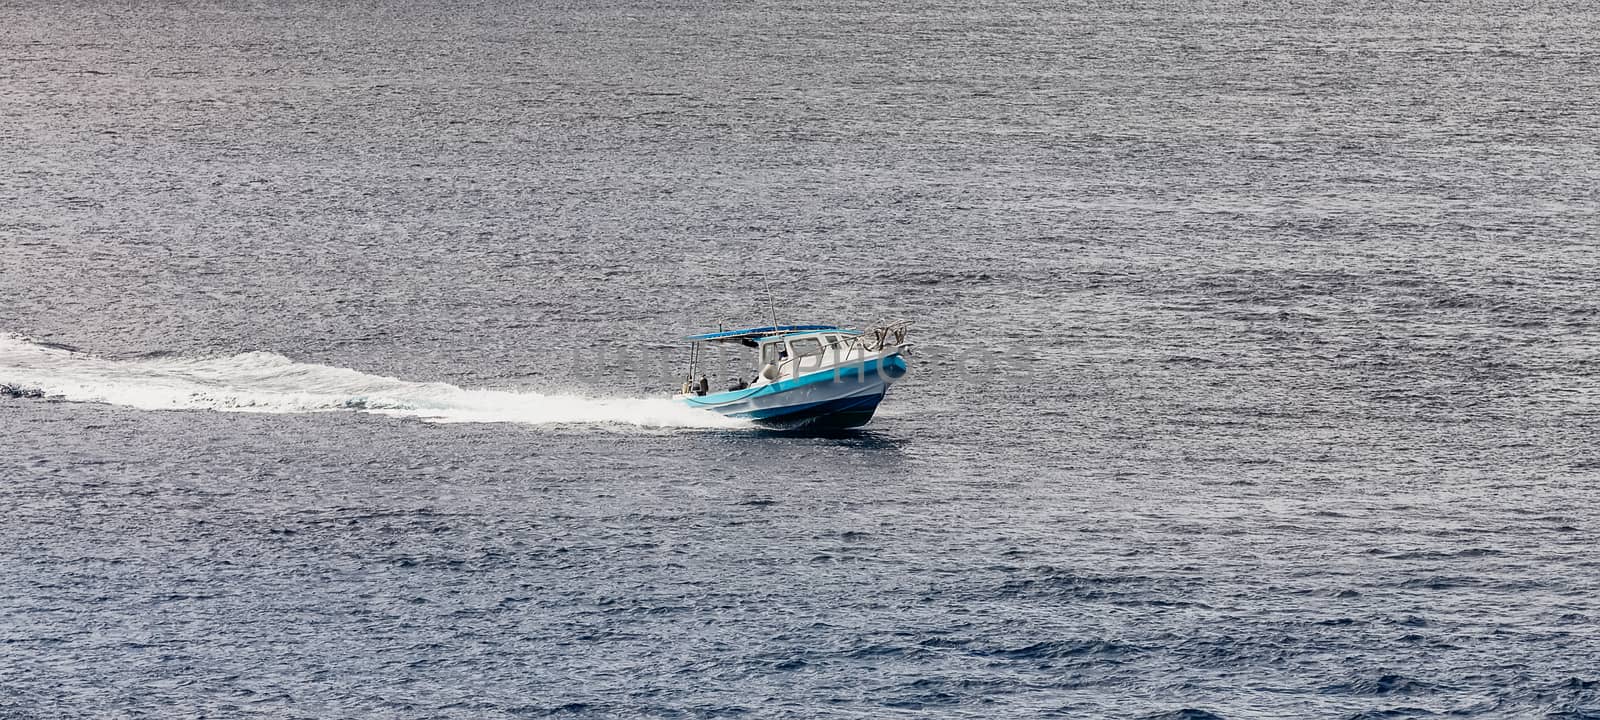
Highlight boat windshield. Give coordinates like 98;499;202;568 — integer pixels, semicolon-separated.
789;337;824;358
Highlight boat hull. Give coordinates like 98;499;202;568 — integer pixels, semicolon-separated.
682;354;907;429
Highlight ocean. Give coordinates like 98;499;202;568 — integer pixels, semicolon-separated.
3;0;1598;717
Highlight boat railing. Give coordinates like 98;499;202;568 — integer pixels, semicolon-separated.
861;320;912;352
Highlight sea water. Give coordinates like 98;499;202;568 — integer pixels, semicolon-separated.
3;1;1598;717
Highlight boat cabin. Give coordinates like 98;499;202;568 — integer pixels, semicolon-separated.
678;324;868;396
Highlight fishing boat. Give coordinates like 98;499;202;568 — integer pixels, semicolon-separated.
674;321;910;428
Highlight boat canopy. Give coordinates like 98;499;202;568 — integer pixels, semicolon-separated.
685;324;848;343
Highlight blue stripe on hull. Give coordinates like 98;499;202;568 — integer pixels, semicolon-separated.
681;354;906;429
684;355;901;407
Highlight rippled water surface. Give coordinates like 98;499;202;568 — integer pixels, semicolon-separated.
4;1;1599;717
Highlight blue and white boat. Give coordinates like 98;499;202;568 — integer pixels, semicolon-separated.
674;321;910;429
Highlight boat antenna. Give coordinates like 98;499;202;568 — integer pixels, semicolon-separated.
757;262;779;327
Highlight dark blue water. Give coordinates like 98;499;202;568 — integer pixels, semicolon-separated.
4;1;1600;717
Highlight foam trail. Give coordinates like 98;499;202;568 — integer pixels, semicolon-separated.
0;334;744;429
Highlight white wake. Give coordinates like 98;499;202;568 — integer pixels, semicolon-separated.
0;334;743;429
